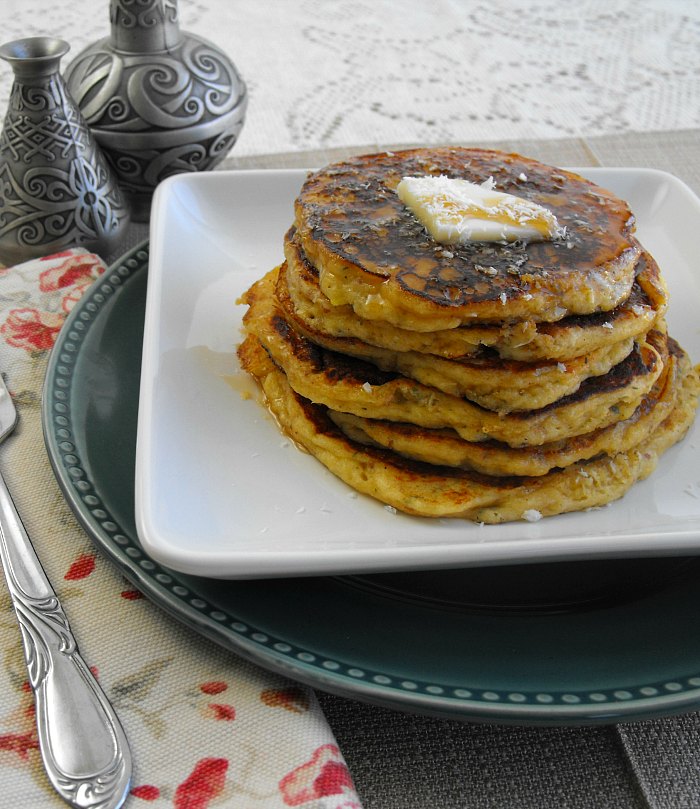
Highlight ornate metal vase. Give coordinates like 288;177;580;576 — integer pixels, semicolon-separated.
0;37;130;265
64;0;248;221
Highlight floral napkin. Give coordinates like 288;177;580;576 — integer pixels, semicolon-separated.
0;248;361;808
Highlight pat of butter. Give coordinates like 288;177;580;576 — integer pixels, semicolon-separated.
396;175;562;244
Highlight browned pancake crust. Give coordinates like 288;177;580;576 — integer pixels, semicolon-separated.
240;269;666;447
237;333;700;522
283;234;667;361
276;261;636;413
294;147;640;326
328;344;681;476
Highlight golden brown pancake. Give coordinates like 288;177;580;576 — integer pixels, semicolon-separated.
276;263;636;413
328;344;682;477
236;147;698;524
294;147;641;329
240;270;665;447
284;233;666;361
237;333;700;522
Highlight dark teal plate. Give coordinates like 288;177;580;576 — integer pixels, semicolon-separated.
43;243;700;725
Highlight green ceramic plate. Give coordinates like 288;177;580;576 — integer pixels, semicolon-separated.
43;242;700;724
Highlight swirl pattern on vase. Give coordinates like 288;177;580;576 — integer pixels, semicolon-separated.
65;32;247;205
111;0;179;30
0;73;127;256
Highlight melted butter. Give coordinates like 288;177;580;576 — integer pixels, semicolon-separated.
396;175;562;244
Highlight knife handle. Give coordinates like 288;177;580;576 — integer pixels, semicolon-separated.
0;471;132;809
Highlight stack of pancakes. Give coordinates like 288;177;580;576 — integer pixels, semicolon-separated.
238;147;700;522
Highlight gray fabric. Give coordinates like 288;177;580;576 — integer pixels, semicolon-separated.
220;128;700;196
619;714;700;809
318;693;646;809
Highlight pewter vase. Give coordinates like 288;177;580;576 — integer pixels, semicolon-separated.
64;0;248;221
0;38;129;265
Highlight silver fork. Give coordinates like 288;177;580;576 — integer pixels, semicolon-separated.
0;373;132;809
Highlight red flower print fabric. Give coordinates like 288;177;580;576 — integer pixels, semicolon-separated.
64;552;97;580
38;253;103;292
0;249;363;809
0;249;105;354
279;744;358;807
1;307;64;352
174;758;229;809
261;687;310;714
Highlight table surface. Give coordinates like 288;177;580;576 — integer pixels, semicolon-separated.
1;1;700;807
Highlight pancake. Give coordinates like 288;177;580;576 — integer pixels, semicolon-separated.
328;343;682;477
276;263;636;413
237;333;700;522
240;270;665;447
294;147;641;329
284;230;666;361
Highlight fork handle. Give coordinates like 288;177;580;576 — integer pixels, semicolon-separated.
0;471;132;809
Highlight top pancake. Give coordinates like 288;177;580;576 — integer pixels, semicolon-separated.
294;147;640;330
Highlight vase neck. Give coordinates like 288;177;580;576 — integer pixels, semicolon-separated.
0;37;69;81
109;0;182;53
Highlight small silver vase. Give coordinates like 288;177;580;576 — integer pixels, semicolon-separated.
0;37;130;265
64;0;248;221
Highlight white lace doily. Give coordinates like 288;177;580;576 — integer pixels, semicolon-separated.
1;0;698;156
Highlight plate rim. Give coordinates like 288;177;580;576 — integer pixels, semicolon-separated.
41;237;700;724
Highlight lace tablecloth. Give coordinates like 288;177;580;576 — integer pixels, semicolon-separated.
1;0;699;157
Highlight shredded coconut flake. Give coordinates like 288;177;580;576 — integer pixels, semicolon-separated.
476;264;498;276
384;505;397;514
602;322;614;330
362;382;373;393
499;292;507;305
522;509;543;522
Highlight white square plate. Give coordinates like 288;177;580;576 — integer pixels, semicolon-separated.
135;167;700;579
